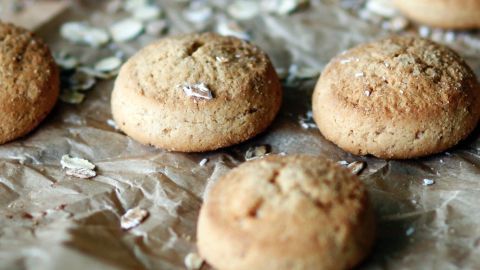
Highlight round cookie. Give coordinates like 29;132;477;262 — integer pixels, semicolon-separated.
111;33;282;152
312;36;480;159
0;22;59;144
197;155;375;270
392;0;480;29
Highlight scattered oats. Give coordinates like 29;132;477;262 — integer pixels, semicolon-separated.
110;19;144;42
411;199;417;204
439;159;444;163
199;158;208;166
364;90;371;97
61;155;95;170
61;155;96;178
227;0;260;20
217;20;250;40
215;56;230;63
65;167;96;179
94;57;122;72
55;54;79;69
279;152;287;156
295;66;320;79
124;0;149;12
275;67;288;79
121;207;149;230
60;91;85;104
337;160;349;166
146;19;167;35
262;0;309;15
78;66;117;79
418;26;431;38
431;29;444;42
133;5;161;21
347;161;366;175
183;4;213;23
444;31;456;43
180;83;213;100
355;72;364;77
184;252;204;270
69;70;96;91
106;0;123;13
365;0;396;18
384;16;408;32
422;178;435;186
107;119;119;129
405;227;415;236
60;22;110;47
245;145;270;161
299;111;317;129
462;34;480;50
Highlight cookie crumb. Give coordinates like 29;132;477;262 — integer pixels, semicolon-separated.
184;252;204;270
121;207;149;230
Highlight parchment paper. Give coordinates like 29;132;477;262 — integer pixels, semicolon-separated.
1;1;480;269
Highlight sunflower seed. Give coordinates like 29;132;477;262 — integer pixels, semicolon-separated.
65;167;96;179
94;57;122;72
61;155;96;170
60;22;110;47
133;5;161;21
366;0;397;18
60;91;86;104
146;19;168;35
110;19;144;42
347;161;365;175
217;20;250;40
245;145;270;161
121;207;149;230
184;252;204;270
180;83;213;100
227;0;260;20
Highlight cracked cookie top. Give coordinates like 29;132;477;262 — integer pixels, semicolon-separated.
197;155;375;270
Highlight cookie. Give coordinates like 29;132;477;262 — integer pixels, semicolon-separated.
393;0;480;29
0;22;59;144
197;155;375;270
312;36;480;159
111;33;282;152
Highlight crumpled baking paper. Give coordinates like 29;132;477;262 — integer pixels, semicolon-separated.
1;0;480;269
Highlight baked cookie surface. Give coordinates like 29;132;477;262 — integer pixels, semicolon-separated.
197;155;375;270
393;0;480;29
0;22;59;144
313;36;480;159
111;33;282;152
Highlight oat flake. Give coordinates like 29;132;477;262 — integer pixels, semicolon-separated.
180;83;213;100
121;207;149;230
245;145;270;161
184;252;204;269
347;161;366;175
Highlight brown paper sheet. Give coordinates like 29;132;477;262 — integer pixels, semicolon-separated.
1;0;480;269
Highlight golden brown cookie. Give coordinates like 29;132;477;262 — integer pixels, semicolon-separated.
111;33;282;152
393;0;480;29
312;36;480;159
197;155;375;270
0;22;59;145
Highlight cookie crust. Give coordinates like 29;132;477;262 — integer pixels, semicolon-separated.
197;155;375;270
313;36;480;159
111;33;282;152
0;22;59;144
393;0;480;29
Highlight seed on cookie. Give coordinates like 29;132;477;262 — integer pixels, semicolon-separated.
179;83;213;100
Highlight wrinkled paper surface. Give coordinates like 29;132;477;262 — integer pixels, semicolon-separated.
1;1;480;269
